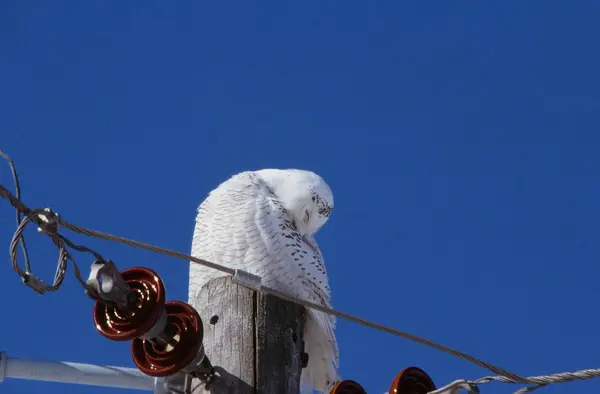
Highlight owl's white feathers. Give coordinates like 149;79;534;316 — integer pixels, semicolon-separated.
188;169;339;393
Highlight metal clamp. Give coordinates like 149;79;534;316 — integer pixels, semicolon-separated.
21;272;49;295
86;260;135;309
36;208;60;235
232;269;262;291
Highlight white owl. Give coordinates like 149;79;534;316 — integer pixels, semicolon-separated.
188;169;339;393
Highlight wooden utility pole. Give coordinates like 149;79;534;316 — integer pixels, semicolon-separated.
190;276;306;394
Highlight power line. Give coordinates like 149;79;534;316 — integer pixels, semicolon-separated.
0;181;523;381
431;368;600;394
2;149;599;393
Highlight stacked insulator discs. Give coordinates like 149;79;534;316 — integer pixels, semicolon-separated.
131;301;204;377
388;367;435;394
93;267;166;341
330;380;367;394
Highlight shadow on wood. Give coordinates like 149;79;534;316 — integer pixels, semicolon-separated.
190;276;306;394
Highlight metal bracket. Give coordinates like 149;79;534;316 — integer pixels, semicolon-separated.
85;260;135;309
153;375;188;394
0;350;155;390
232;269;262;291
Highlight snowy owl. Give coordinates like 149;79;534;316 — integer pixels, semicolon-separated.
188;169;339;393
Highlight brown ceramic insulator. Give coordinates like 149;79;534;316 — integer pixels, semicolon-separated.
388;367;436;394
329;380;367;394
131;300;204;377
93;267;166;341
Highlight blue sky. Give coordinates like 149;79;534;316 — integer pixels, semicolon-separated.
1;2;600;393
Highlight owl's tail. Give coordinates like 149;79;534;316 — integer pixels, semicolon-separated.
300;308;340;394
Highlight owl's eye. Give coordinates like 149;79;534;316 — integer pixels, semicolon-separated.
304;209;310;222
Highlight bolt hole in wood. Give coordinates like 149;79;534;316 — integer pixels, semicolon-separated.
301;352;309;368
209;315;219;325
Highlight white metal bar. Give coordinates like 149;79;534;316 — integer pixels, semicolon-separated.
0;351;161;392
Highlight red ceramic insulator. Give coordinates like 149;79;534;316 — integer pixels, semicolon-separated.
388;366;436;394
131;300;204;377
93;267;166;341
329;380;367;394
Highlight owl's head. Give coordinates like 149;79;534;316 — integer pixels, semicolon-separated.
256;168;334;237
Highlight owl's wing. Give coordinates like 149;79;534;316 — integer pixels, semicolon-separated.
188;171;278;300
188;171;338;362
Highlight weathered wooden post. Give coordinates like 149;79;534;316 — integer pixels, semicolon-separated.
190;276;306;394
